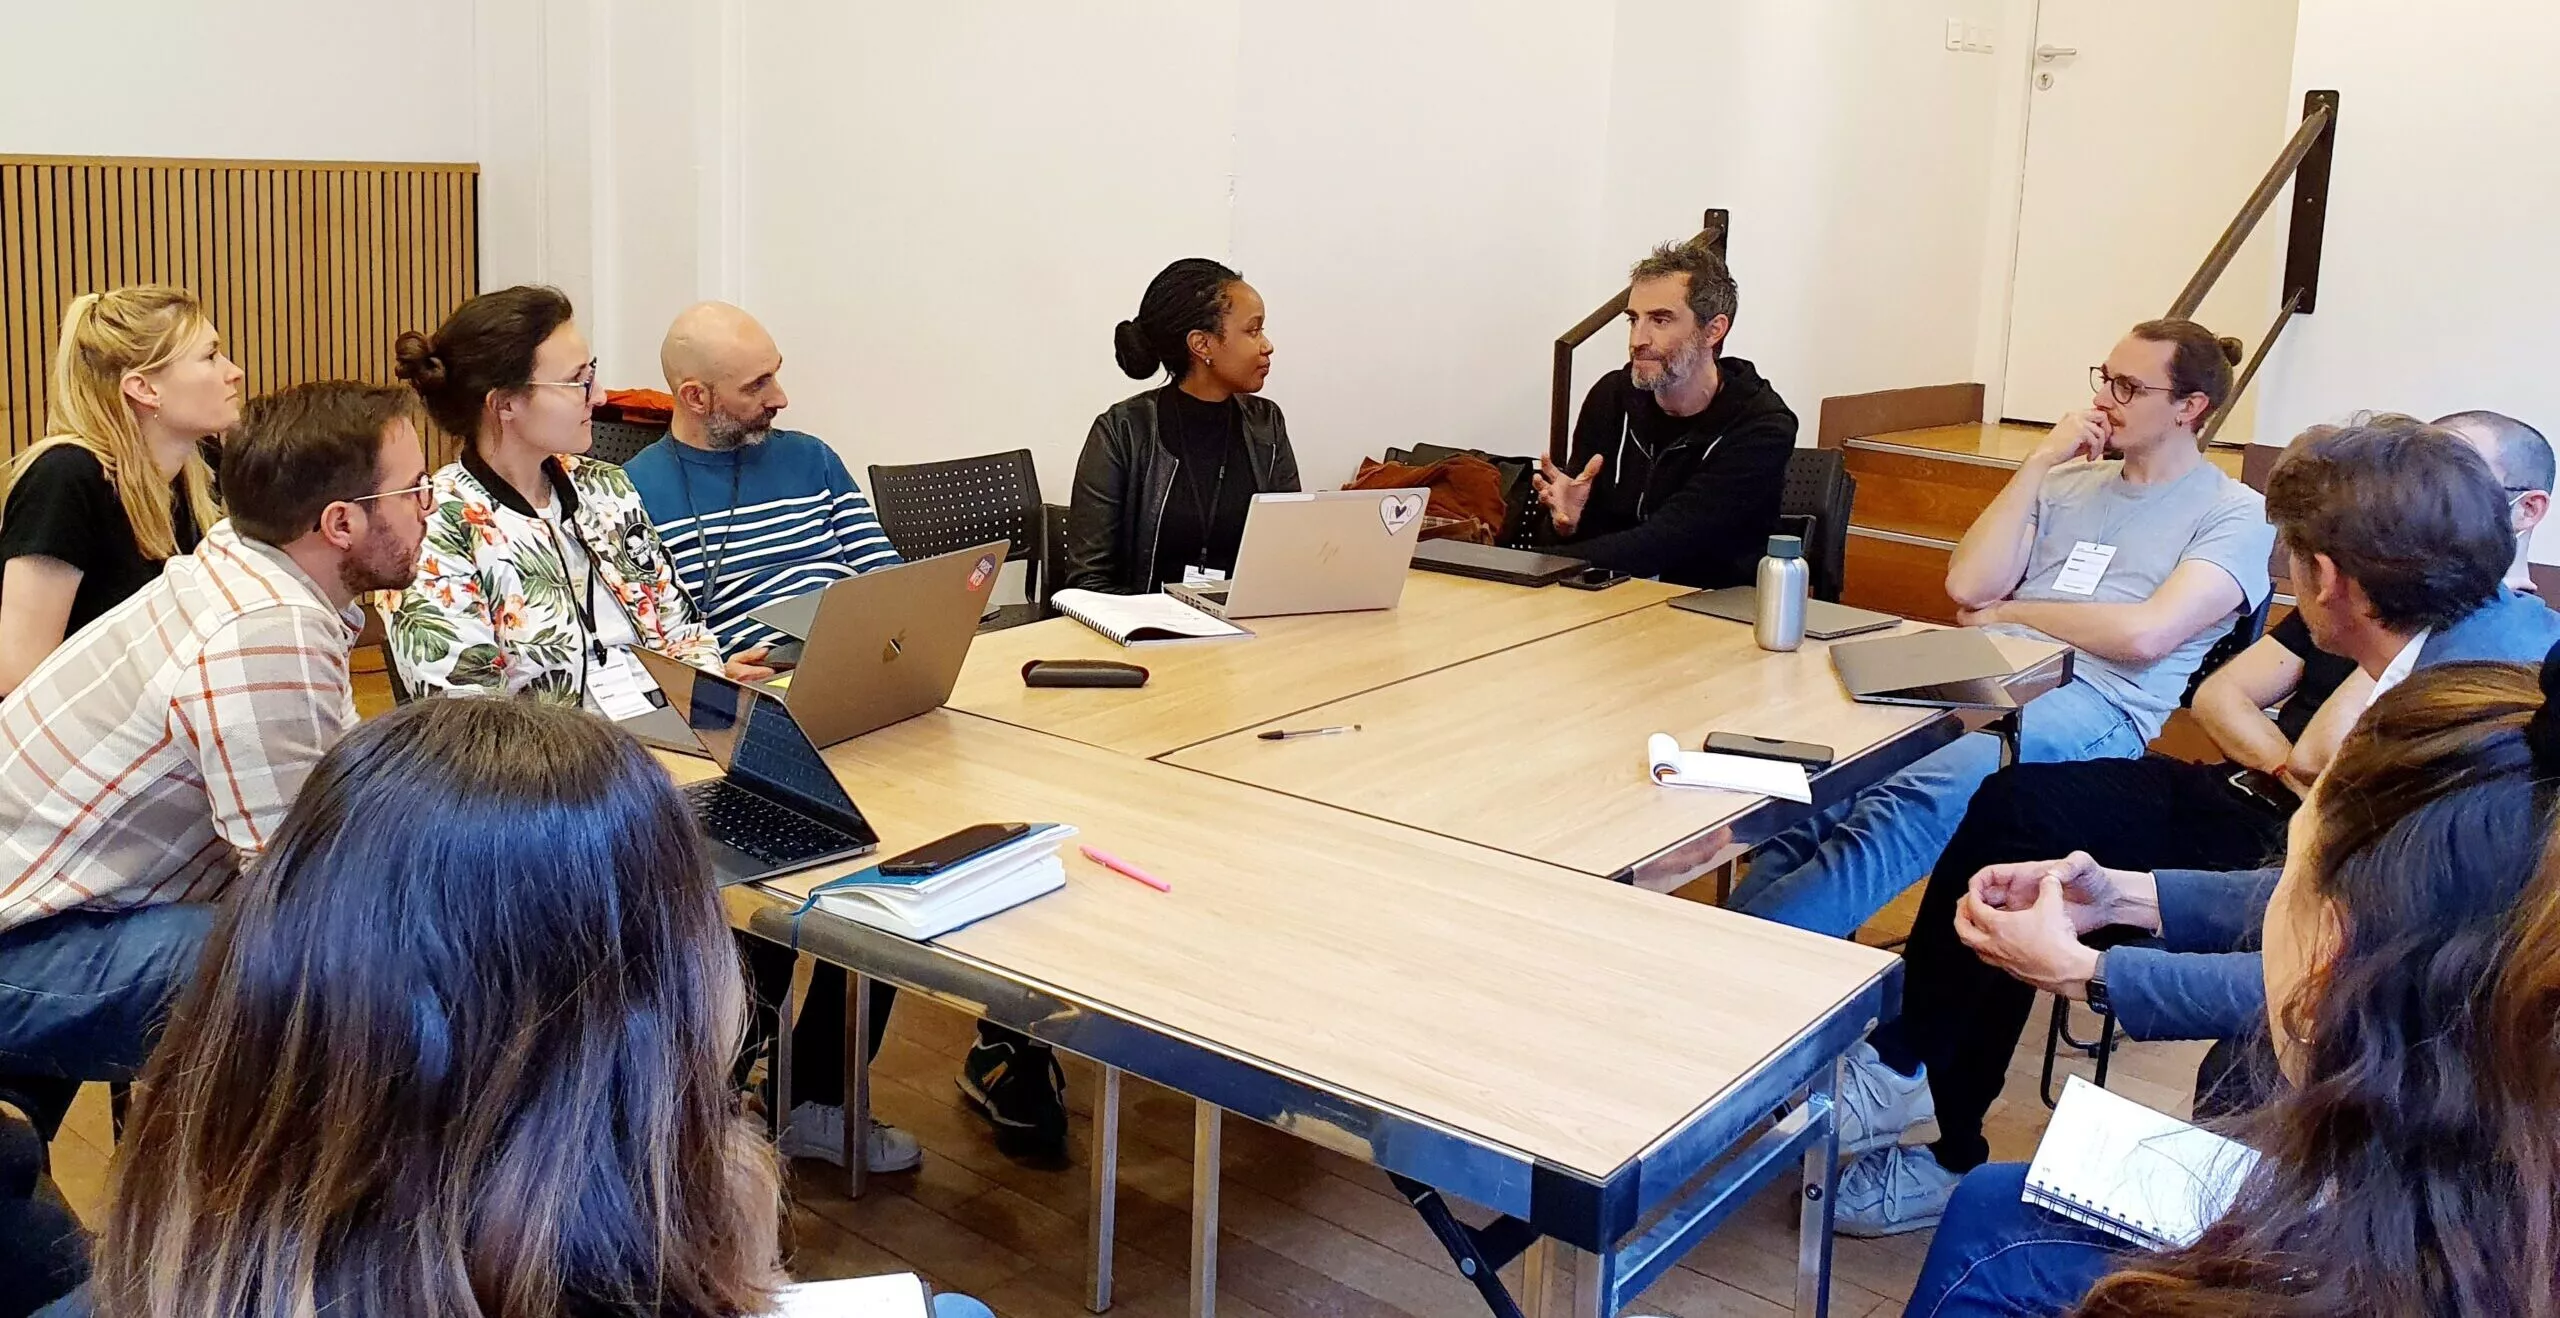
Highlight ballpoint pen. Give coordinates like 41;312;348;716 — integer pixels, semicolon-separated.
1256;724;1361;741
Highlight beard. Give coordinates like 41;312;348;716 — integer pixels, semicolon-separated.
344;526;427;597
703;408;778;452
1631;334;1711;394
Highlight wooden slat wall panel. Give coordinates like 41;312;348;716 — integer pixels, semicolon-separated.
0;155;478;461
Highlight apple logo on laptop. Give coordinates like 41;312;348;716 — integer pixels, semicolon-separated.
882;632;907;663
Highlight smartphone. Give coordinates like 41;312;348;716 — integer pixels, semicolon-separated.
1703;732;1835;770
877;823;1032;877
1562;566;1629;591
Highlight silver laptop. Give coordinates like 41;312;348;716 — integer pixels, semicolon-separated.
1164;489;1428;620
1670;586;1902;640
737;542;1005;748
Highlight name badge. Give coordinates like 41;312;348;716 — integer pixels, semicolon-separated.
2049;540;2118;596
588;647;663;723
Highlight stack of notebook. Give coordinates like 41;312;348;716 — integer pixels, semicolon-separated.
800;824;1077;940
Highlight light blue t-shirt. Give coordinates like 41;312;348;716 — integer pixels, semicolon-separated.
1985;458;2273;739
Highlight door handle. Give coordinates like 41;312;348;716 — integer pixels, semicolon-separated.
2035;44;2078;61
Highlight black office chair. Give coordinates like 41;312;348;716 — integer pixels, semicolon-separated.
2040;591;2277;1107
585;417;663;467
867;450;1047;630
1780;449;1854;604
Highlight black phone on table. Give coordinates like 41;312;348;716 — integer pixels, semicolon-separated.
1703;732;1835;770
1562;566;1629;591
877;823;1033;877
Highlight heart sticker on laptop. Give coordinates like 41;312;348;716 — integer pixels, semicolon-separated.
1379;492;1426;536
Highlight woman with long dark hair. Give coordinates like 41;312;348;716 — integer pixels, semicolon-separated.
1904;656;2560;1317
1060;257;1300;594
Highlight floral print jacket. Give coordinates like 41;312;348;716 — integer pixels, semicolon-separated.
387;454;723;703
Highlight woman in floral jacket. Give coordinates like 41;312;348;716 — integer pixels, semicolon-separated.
388;286;769;705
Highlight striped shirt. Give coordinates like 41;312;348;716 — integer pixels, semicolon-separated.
0;521;358;930
622;430;904;654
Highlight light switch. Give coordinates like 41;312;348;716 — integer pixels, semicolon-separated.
1946;18;1965;51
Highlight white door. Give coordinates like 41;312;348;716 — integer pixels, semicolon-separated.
1999;0;2301;428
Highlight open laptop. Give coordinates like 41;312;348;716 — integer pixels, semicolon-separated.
1410;539;1589;587
1163;489;1427;620
741;541;1006;748
1670;585;1902;640
1828;627;2022;710
633;649;880;887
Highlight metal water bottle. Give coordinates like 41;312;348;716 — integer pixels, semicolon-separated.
1755;534;1809;652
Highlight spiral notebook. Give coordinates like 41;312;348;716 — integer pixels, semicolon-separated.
1051;589;1251;646
766;1273;929;1318
2024;1076;2259;1252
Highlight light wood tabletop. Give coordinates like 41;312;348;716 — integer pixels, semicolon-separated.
946;570;1684;759
681;710;1895;1179
1161;607;2068;880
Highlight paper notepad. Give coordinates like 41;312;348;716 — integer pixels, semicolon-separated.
767;1273;930;1318
1644;733;1813;803
1051;589;1250;646
2025;1076;2260;1251
799;824;1077;941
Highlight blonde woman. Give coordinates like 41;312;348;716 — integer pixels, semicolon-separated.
0;287;236;695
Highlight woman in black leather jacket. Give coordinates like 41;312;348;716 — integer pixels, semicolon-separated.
1062;258;1300;594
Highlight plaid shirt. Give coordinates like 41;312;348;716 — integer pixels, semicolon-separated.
0;520;358;930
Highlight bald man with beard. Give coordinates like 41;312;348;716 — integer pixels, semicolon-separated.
623;302;903;657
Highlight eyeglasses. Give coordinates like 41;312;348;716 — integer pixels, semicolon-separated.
530;359;602;402
345;477;436;512
2089;366;2186;406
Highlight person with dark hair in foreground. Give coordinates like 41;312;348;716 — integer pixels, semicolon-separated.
1062;257;1300;595
0;383;429;1138
1902;656;2560;1317
1833;416;2560;1236
1732;322;2273;940
1532;236;1797;587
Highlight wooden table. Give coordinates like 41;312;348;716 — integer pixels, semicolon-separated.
949;572;1684;758
692;711;1898;1318
1163;607;2070;886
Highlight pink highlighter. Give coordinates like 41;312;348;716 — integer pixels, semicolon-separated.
1080;844;1171;893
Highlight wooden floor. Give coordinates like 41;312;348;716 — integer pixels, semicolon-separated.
51;876;2207;1318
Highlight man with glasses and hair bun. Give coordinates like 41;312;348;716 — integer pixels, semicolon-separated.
1730;321;2274;940
0;380;431;1140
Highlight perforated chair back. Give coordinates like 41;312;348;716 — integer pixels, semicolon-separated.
2180;593;2276;709
587;417;663;467
867;448;1045;578
1780;449;1854;603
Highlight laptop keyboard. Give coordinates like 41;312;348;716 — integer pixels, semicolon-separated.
683;779;857;867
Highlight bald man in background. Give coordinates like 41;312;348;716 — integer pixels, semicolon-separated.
2434;409;2551;594
624;302;903;656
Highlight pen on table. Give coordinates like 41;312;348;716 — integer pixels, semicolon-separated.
1256;724;1361;741
1081;844;1172;893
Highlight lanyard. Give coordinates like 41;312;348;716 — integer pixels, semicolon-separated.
674;454;746;620
538;512;611;705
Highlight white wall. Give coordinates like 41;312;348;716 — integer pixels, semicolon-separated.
2256;0;2560;562
0;1;478;162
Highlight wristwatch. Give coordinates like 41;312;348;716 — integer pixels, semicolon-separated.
2083;950;2113;1015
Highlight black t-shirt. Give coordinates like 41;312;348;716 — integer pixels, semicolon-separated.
2267;610;2359;743
1153;385;1259;580
0;444;201;635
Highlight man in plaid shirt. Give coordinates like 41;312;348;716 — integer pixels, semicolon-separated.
0;382;431;1134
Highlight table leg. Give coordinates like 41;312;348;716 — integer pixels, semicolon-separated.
1087;1064;1123;1313
773;951;802;1144
846;972;874;1201
1190;1101;1223;1318
1795;1057;1844;1318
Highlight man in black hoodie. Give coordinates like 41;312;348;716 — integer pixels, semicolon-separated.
1533;237;1797;587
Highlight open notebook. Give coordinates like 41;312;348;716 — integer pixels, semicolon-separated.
2026;1076;2260;1252
767;1273;930;1318
1051;589;1250;646
796;824;1077;940
1644;733;1813;803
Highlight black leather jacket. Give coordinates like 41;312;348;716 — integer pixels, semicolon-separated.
1061;389;1301;594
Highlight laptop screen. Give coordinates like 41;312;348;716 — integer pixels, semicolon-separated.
679;666;879;846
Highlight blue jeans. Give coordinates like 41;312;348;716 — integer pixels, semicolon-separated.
1904;1163;2126;1317
1732;678;2145;938
0;904;213;1135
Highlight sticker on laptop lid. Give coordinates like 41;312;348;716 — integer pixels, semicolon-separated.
1379;492;1426;536
968;554;998;591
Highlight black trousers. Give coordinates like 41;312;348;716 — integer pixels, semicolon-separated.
736;932;1041;1109
1868;755;2288;1171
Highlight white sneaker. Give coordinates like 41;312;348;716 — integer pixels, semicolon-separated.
777;1102;923;1174
1832;1145;1960;1237
1834;1041;1934;1156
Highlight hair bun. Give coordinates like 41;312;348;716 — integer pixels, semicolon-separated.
392;330;447;390
1111;319;1155;380
2216;335;2245;367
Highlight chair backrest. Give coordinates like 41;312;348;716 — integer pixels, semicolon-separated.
586;417;663;467
1779;448;1854;603
866;450;1045;585
2180;593;2276;708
